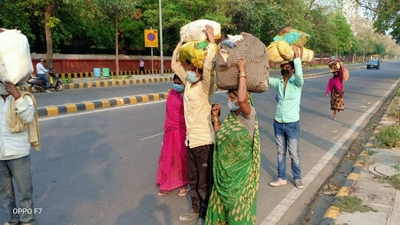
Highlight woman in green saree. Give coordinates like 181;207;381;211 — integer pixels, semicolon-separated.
206;57;261;225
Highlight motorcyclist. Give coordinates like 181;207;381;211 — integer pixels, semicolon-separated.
35;58;51;93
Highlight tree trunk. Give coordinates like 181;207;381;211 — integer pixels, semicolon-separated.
44;1;55;68
115;8;119;79
320;51;323;65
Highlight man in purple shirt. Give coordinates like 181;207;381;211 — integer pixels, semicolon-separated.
139;58;145;74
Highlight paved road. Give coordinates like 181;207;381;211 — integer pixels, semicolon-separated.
33;64;364;107
1;61;397;225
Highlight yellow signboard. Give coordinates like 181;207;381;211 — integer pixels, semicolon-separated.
144;29;159;48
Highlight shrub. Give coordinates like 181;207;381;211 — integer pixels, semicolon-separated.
388;98;400;118
376;124;400;148
61;78;73;83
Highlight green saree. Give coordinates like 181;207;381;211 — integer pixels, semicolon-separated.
205;97;261;225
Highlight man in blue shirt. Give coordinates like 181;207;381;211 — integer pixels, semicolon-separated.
268;45;304;189
36;58;51;93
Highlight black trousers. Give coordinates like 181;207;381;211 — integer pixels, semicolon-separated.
187;144;214;218
139;66;145;74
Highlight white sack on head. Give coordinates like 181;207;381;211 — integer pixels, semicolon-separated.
180;19;221;42
0;28;33;84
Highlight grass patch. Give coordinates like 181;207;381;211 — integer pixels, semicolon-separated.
366;149;378;156
359;149;377;166
376;124;400;148
359;151;376;166
109;75;134;80
396;88;400;96
388;97;400;118
333;196;377;213
379;174;400;190
60;78;73;83
393;164;400;171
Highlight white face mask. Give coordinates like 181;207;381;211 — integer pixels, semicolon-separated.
186;70;200;84
227;100;240;111
0;83;8;95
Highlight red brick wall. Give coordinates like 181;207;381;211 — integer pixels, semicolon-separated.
30;54;334;74
31;55;172;74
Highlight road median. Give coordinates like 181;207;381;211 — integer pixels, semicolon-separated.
63;76;174;90
37;92;169;117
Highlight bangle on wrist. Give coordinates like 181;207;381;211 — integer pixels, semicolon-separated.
239;71;246;78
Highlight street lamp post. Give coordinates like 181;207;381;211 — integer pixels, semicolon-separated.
159;0;164;76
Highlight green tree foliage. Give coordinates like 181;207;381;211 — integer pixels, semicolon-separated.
0;0;399;60
333;13;354;55
355;0;400;44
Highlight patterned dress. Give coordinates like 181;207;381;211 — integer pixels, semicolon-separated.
205;96;261;225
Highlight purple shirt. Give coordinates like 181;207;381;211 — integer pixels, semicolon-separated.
139;60;144;67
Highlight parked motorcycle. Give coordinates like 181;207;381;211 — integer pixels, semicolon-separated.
26;68;63;92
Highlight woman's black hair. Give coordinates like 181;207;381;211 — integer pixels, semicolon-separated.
227;90;238;97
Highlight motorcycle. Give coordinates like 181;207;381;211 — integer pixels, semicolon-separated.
26;68;63;92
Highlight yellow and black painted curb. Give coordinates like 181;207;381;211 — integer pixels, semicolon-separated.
58;69;174;79
319;113;388;225
37;92;169;118
318;155;364;225
63;77;174;90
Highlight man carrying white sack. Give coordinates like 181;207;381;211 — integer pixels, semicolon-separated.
0;80;40;225
268;45;305;190
172;25;216;225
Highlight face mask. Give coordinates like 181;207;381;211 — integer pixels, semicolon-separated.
281;69;291;76
227;100;240;111
173;83;184;92
186;70;200;83
0;83;8;95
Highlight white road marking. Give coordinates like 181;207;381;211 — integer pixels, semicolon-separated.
140;132;164;141
260;78;400;225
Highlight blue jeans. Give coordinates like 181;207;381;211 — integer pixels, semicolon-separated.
273;120;301;180
36;74;50;89
0;155;35;225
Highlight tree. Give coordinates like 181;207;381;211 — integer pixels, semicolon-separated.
27;0;73;67
355;0;400;44
87;0;136;78
332;13;354;56
2;0;399;63
138;0;233;55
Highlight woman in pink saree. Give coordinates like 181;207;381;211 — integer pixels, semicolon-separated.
156;75;189;196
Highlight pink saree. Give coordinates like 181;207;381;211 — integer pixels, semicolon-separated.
156;89;188;192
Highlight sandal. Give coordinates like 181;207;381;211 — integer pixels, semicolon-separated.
178;188;189;197
158;191;169;196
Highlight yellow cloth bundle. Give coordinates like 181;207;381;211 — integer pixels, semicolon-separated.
6;91;41;151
